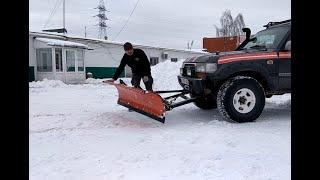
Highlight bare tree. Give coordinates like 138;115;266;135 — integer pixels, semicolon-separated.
187;40;194;50
215;10;246;37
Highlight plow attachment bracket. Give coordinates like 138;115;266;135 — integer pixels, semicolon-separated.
104;80;196;123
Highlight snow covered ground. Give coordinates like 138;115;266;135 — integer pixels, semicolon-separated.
29;59;291;180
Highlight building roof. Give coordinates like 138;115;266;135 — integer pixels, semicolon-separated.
29;31;207;54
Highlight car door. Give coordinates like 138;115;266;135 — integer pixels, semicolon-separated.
277;35;291;90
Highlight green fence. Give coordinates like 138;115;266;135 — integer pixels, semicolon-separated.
85;67;125;79
29;66;35;82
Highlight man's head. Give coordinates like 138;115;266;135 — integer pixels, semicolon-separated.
124;42;134;56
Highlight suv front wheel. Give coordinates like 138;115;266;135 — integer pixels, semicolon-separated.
217;76;265;123
191;93;217;110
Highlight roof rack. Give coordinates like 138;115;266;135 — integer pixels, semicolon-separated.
263;19;291;28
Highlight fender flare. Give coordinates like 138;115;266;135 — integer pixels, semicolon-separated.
213;62;275;90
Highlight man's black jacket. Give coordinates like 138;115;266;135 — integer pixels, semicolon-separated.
113;48;151;80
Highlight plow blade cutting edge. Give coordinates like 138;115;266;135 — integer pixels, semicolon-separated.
104;80;166;123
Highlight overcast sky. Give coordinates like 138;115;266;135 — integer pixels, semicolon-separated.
29;0;291;49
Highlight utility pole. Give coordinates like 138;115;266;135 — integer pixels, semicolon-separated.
94;0;110;40
63;0;65;35
85;26;87;38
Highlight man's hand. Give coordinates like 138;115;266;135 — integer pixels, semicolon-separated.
143;76;149;82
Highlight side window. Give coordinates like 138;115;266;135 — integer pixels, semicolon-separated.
283;35;291;51
76;50;84;71
66;50;75;72
150;57;159;66
171;58;178;62
36;48;53;72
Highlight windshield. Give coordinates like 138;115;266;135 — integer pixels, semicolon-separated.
242;26;290;50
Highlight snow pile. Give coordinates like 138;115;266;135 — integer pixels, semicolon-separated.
77;58;184;90
85;78;107;84
29;78;67;88
266;94;291;108
151;59;185;90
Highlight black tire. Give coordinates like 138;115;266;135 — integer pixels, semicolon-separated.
191;93;217;110
217;76;265;123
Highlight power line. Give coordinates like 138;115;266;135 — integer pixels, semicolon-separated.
44;0;63;28
43;0;62;28
112;0;141;41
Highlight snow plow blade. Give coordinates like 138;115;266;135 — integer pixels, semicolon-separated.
104;80;166;123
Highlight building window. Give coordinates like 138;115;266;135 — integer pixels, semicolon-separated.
36;48;52;72
76;50;84;71
161;53;168;59
66;50;75;72
55;48;63;72
171;58;178;62
150;57;159;66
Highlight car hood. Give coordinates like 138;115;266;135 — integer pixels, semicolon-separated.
183;51;248;63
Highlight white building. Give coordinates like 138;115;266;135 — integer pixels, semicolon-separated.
29;31;207;83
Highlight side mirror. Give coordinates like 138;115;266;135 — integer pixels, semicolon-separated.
284;40;291;51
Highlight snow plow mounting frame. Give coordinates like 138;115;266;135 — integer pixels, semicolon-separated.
104;79;197;123
154;90;197;111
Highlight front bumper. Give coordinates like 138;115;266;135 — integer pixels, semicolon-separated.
177;75;207;95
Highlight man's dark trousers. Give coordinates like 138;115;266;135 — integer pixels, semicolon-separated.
131;74;153;91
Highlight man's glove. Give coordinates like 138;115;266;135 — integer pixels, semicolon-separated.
143;76;149;82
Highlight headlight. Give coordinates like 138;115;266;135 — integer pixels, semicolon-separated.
196;64;206;72
205;63;217;73
195;63;217;73
180;68;183;75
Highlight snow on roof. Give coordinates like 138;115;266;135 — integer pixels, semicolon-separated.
69;35;207;54
30;31;206;54
35;37;90;49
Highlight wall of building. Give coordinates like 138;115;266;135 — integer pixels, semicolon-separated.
71;39;205;79
71;41;126;79
29;36;37;81
29;32;207;81
29;35;87;83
